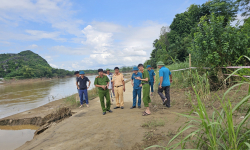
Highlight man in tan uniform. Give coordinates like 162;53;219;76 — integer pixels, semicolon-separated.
112;67;125;109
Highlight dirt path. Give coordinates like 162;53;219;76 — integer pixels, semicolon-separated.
17;81;152;150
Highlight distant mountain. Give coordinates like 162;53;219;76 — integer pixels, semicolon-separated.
0;50;73;79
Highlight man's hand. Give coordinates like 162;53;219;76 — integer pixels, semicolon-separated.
139;84;142;87
159;85;162;89
87;86;89;89
77;86;80;89
102;85;106;89
154;81;155;84
135;77;141;80
132;83;134;87
123;87;125;92
170;79;173;83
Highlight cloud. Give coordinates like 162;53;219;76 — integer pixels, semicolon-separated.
50;21;167;70
44;55;53;62
28;44;38;48
49;63;58;68
81;25;113;53
0;0;84;40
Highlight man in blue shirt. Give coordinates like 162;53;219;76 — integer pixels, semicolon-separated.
147;65;155;96
130;66;142;109
157;61;172;108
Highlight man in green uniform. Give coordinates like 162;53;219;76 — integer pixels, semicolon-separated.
135;64;151;116
94;68;113;115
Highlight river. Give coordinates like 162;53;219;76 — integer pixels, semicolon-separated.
0;75;98;119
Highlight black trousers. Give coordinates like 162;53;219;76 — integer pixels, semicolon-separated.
158;86;170;107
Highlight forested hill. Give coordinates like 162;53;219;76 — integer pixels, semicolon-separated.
0;50;74;79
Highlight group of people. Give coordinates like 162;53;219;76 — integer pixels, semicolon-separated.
74;61;172;116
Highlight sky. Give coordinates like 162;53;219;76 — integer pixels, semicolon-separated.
0;0;244;70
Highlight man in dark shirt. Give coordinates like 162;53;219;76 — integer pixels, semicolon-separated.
76;71;91;108
75;71;86;104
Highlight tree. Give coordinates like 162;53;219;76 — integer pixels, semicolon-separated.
209;0;238;26
237;0;250;17
190;13;250;68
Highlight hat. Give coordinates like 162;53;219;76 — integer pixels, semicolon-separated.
132;66;139;71
98;68;103;72
106;68;110;71
146;65;151;68
79;71;85;75
114;67;119;70
157;61;165;66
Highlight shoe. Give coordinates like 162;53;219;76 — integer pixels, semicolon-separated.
138;106;141;108
166;105;171;108
103;112;106;115
108;110;113;113
130;106;136;109
114;107;120;109
121;106;124;109
163;99;168;105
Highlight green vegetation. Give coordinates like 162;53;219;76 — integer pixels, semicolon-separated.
148;58;250;149
0;50;74;79
64;87;99;107
144;0;250;69
145;0;250;148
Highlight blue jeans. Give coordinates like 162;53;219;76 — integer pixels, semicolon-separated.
149;82;154;92
77;89;86;100
133;88;141;107
78;89;88;105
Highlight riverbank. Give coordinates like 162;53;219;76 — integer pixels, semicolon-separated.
0;76;74;85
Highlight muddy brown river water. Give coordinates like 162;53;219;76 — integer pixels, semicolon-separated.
0;76;97;119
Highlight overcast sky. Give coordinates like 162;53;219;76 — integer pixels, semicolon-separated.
0;0;242;70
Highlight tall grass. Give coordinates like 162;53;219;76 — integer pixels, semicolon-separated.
148;56;250;150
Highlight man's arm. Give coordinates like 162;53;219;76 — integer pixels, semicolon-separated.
123;80;125;92
131;79;134;86
88;81;91;88
170;74;172;83
139;78;148;81
76;82;80;89
153;75;156;84
159;69;163;88
106;76;110;87
159;77;163;89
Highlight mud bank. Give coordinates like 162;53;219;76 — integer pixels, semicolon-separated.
1;76;74;85
0;107;72;135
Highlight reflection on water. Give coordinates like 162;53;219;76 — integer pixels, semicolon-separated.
0;126;37;150
0;75;97;119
